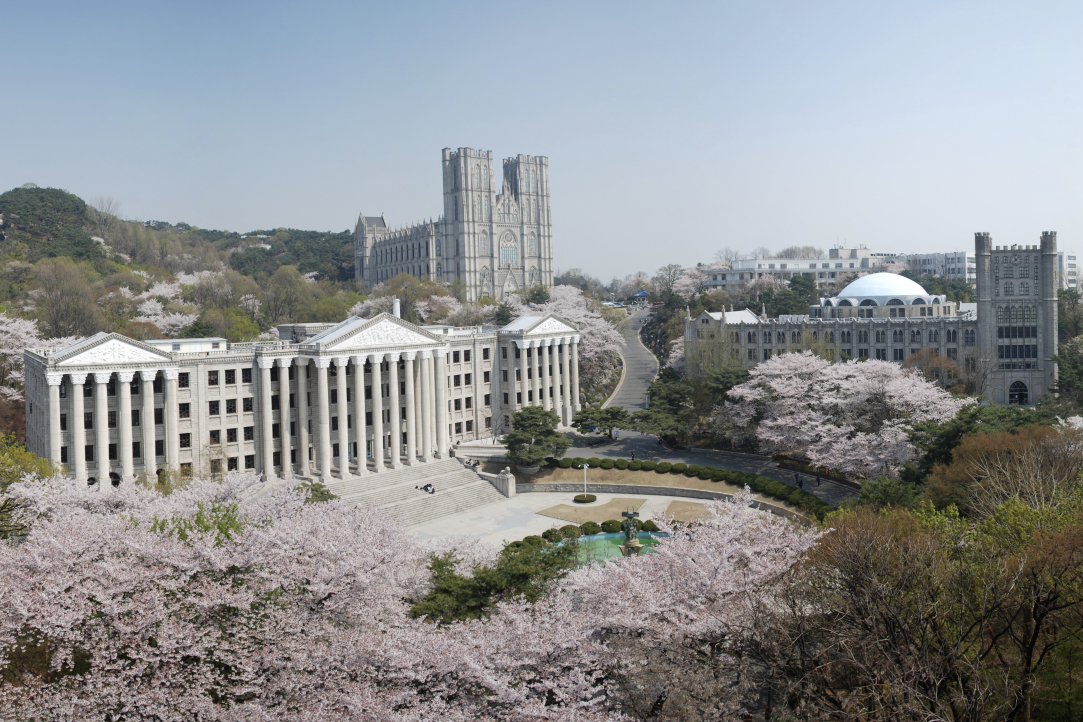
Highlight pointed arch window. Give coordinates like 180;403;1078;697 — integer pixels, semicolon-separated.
527;234;538;256
530;169;537;192
499;234;519;269
480;266;491;284
529;266;539;284
479;232;490;255
435;239;442;257
436;262;442;276
474;164;481;189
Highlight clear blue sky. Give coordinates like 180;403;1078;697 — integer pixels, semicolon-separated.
3;1;1081;280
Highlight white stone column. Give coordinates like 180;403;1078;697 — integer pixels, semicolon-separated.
47;373;62;466
315;358;332;479
352;355;368;475
278;357;294;478
420;351;433;462
530;341;542;411
70;372;87;482
435;348;449;458
116;371;135;480
518;341;529;408
164;369;180;472
335;357;350;479
540;340;552;411
560;339;572;426
570;338;581;413
142;371;156;479
295;358;310;477
258;358;275;479
387;352;402;469
94;372;111;485
551;342;563;425
412;356;422;458
371;355;384;472
404;352;417;466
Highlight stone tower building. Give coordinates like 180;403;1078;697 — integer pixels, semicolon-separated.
354;147;553;302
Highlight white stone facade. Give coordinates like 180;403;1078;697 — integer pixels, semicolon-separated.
354;147;554;302
23;313;580;486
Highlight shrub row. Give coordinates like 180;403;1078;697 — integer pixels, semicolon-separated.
540;519;661;542
545;457;834;520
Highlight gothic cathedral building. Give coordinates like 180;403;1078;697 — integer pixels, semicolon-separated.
354;147;554;302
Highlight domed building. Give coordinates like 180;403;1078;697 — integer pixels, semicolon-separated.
685;233;1059;406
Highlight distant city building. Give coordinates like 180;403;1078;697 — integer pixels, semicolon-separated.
686;232;1060;407
354;147;554;302
1058;252;1078;290
886;251;976;282
701;246;878;292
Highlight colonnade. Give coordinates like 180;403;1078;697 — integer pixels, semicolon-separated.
46;368;179;485
509;336;580;426
266;348;449;481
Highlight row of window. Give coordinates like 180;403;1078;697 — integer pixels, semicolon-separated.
62;408;165;430
742;329;969;345
747;347;963;362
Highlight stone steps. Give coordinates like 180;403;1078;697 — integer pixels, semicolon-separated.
320;458;505;527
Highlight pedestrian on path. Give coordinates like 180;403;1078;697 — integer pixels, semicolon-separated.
816;474;821;487
798;476;804;490
794;473;800;486
630;450;635;461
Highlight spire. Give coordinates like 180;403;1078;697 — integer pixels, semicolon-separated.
761;303;767;321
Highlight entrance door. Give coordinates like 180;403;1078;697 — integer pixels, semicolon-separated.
1008;381;1028;405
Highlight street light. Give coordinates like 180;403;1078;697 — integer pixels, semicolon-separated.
578;462;589;496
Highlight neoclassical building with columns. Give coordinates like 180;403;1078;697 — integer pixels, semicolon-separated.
23;312;581;486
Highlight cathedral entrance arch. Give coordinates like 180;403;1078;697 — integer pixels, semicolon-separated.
502;271;520;298
1008;381;1028;405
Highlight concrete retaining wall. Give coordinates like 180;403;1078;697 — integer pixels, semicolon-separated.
517;482;807;522
479;469;515;498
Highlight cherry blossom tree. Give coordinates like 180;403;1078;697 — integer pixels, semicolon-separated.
0;313;81;401
672;268;706;301
721;351;973;477
666;336;685;377
0;469;815;720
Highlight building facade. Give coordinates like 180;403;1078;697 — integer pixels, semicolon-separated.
891;251;977;282
701;246;880;292
24;313;581;486
1057;252;1078;290
686;232;1059;406
354;147;554;302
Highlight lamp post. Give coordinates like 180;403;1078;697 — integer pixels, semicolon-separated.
579;462;589;496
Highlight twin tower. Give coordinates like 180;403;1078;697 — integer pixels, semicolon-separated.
354;148;554;302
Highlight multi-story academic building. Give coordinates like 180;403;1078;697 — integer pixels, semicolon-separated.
686;232;1059;406
23;312;582;487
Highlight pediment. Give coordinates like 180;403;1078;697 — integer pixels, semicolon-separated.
324;317;439;351
57;335;172;367
526;316;577;337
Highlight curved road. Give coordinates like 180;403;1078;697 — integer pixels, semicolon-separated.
570;307;857;506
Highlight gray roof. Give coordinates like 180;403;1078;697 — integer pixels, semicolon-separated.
363;216;386;228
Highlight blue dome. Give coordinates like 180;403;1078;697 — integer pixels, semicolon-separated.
837;273;927;298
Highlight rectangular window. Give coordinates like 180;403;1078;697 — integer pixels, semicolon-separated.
464;350;472;362
503;393;509;405
84;382;93;398
243;397;253;412
465;397;472;409
179;373;189;388
270;367;279;382
180;463;193;477
226;398;237;414
132;442;140;459
502;370;508;382
244;426;254;441
484;371;490;383
485;394;491;406
210;459;221;475
517;392;522;404
130;380;139;395
227;457;238;471
225;369;236;385
331;417;338;431
60;413;67;431
332;443;339;458
208;371;219;386
108;411;117;428
365;386;372;400
227;427;237;443
85;412;93;429
155;439;164;457
454;375;461;387
131;409;140;427
242;368;252;383
464;373;472;386
290;421;296;437
455;422;462;434
209;400;220;416
272;396;280;410
330;389;337;404
108;444;117;460
485;417;492;429
153;377;163;394
107;379;116;396
210;429;221;445
154;408;163;425
60;446;68;463
453;351;460;363
245;454;255;469
483;348;490;360
272;423;280;438
454;398;462;411
502;347;507;359
365;411;372;426
290;393;295;408
85;445;93;461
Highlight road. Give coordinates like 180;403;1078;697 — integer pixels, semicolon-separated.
570;307;857;507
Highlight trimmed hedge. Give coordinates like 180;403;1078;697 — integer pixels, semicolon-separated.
542;528;563;542
655;462;672;473
641;460;657;471
581;521;602;535
599;459;615;470
684;464;701;477
615;459;629;470
573;494;597;504
558;458;573;468
601;519;622;533
587;457;603;468
642;519;660;532
671;463;687;474
628;460;642;471
559;524;581;539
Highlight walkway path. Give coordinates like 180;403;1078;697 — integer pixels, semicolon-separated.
604;307;658;411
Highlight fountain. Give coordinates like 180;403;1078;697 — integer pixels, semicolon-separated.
618;506;644;557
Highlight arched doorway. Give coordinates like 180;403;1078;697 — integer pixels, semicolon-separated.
109;472;121;487
87;477;97;487
1009;381;1028;405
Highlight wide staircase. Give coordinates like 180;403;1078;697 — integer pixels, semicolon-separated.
321;458;506;528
